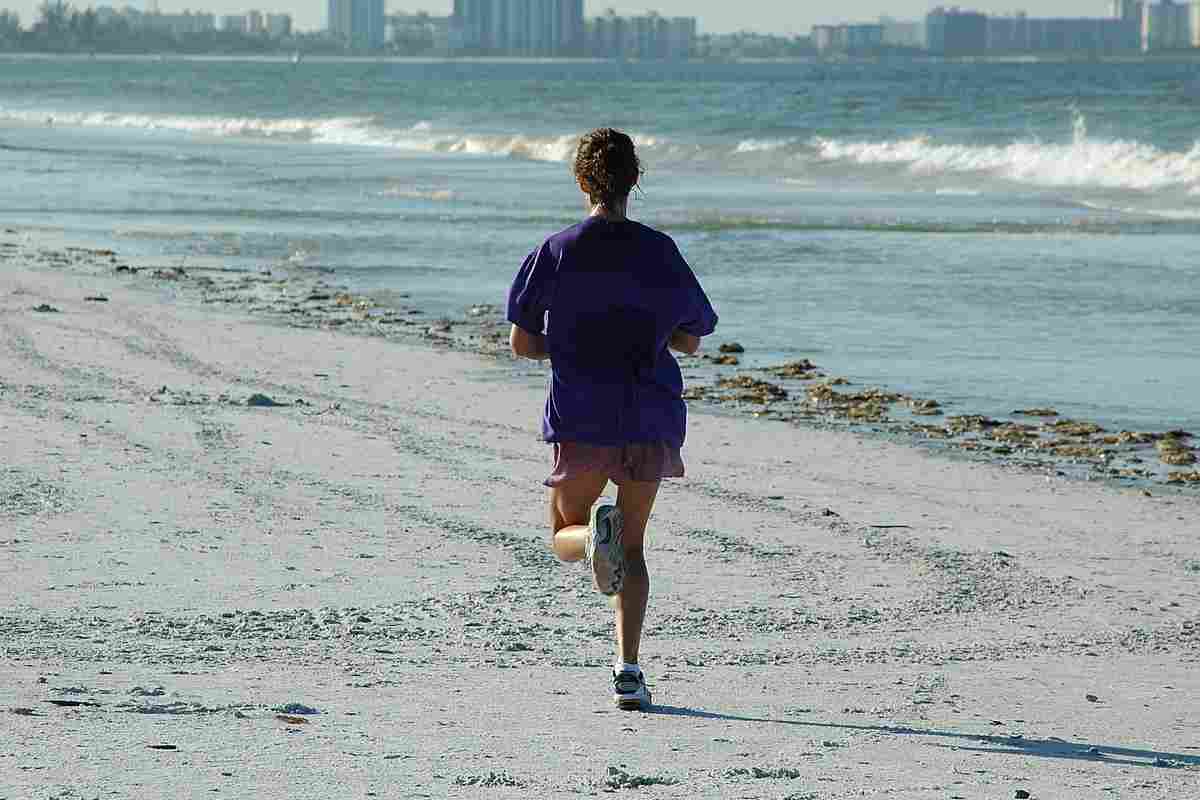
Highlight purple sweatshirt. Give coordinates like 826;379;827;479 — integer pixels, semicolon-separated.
506;216;718;448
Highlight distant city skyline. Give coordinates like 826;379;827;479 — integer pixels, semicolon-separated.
1;1;1115;34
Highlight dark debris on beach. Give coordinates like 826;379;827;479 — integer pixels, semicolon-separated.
8;234;1198;492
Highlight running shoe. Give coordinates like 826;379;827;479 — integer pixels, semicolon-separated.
613;669;652;711
586;503;625;596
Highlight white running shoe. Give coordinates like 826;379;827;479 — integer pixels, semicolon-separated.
586;503;625;596
613;669;652;711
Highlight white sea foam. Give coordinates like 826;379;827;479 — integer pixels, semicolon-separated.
735;138;795;154
1140;207;1200;220
429;132;579;161
5;107;374;142
1081;200;1200;221
376;185;456;201
810;114;1200;193
14;104;1197;195
0;106;661;163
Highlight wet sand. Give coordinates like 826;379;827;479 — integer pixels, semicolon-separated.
1;228;1198;798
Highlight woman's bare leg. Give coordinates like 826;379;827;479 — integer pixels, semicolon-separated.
548;472;660;665
548;471;610;562
613;479;660;665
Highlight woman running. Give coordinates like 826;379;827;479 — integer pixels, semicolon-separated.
506;127;718;711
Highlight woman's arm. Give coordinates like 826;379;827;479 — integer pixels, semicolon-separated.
509;324;549;360
668;328;701;356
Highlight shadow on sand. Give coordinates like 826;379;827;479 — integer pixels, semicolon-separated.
646;705;1200;769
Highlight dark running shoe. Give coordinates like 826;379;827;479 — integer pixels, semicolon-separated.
613;669;652;711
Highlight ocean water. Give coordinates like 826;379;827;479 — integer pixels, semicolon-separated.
2;56;1198;433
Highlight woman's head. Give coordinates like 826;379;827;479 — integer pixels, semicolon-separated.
573;128;641;211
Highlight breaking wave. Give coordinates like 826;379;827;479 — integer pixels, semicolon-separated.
1080;200;1200;221
0;106;657;163
809;114;1200;193
734;137;795;153
6;106;1199;197
6;107;372;142
375;185;456;201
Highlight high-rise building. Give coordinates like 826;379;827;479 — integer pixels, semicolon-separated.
139;9;218;35
557;0;584;53
812;22;884;54
267;13;292;38
329;0;385;48
387;12;451;51
987;12;1138;53
505;0;531;52
588;9;624;58
665;17;695;59
221;13;248;33
328;0;351;40
526;0;549;53
812;25;838;53
1113;0;1142;22
453;0;584;55
193;12;216;33
1142;0;1190;49
925;7;987;55
880;17;925;48
356;0;386;48
586;9;694;59
451;0;484;49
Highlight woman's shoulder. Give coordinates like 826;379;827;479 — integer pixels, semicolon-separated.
541;219;595;253
628;222;687;268
626;219;675;245
550;218;683;268
573;217;679;250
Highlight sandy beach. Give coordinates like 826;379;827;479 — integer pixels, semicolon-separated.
1;229;1198;799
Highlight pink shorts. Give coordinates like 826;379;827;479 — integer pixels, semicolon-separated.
544;441;685;487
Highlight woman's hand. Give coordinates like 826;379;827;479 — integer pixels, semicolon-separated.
668;328;701;355
509;324;549;360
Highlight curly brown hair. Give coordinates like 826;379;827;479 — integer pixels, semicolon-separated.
573;128;641;210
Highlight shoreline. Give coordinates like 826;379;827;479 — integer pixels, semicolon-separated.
2;224;1198;797
9;52;1200;65
6;227;1191;494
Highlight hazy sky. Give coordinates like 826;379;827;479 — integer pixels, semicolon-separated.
5;0;1112;35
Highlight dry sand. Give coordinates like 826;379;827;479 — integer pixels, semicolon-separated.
1;229;1198;799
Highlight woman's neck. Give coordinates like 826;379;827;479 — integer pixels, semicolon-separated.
590;201;628;222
